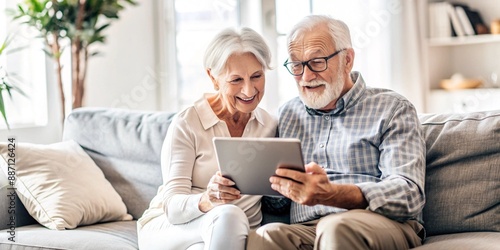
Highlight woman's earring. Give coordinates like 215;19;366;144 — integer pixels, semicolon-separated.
214;85;219;91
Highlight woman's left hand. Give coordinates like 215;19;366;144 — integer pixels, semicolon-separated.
199;171;241;212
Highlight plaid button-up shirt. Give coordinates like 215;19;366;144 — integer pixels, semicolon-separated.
278;72;426;224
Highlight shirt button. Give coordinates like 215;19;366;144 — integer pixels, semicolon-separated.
324;116;330;120
319;143;325;148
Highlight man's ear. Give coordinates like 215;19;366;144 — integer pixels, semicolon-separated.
206;68;219;90
344;48;355;73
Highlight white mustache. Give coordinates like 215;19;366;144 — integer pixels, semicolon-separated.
299;80;327;87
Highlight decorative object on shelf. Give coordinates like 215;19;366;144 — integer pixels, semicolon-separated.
466;7;488;35
12;0;137;126
488;72;498;88
440;73;482;90
491;19;500;35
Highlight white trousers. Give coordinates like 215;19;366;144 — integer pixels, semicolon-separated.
138;204;250;250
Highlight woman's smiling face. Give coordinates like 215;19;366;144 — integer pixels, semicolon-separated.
215;52;265;115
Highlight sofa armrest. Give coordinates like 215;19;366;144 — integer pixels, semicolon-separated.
0;170;37;231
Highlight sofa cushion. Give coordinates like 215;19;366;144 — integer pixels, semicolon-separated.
62;107;176;219
419;111;500;236
412;232;500;250
0;140;132;230
0;221;137;250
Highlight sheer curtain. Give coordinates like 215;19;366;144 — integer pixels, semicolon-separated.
388;0;426;112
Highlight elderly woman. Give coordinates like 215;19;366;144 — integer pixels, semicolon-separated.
137;27;276;250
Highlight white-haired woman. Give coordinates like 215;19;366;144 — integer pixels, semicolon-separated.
137;27;277;250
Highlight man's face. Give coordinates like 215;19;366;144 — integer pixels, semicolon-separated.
287;26;347;111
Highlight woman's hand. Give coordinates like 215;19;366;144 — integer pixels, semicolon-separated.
199;171;241;212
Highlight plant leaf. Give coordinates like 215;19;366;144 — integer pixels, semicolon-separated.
29;0;44;13
4;84;13;98
95;23;110;33
17;4;26;15
89;51;100;57
5;45;28;55
0;35;12;56
42;48;54;57
125;0;138;6
10;84;28;98
0;90;10;130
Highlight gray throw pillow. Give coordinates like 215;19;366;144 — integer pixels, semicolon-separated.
419;111;500;236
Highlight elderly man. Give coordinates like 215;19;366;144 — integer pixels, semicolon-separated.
248;15;426;250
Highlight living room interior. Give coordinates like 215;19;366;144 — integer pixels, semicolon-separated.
0;1;499;249
1;0;499;144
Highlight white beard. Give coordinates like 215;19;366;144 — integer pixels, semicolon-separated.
298;70;345;110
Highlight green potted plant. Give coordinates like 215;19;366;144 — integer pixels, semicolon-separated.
12;0;136;124
0;35;27;130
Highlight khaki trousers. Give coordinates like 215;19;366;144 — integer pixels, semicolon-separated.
247;209;424;250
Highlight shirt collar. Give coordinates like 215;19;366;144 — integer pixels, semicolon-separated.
194;94;263;130
305;71;366;116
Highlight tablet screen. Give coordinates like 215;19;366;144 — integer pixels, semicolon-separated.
213;137;304;196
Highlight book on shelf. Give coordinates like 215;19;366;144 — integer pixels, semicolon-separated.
428;2;488;38
467;9;488;35
429;2;451;38
446;2;466;37
455;5;475;36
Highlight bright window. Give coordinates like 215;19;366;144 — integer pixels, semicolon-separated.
0;0;48;130
174;0;239;110
168;0;393;114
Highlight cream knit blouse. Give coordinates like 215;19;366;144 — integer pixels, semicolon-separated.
138;95;277;229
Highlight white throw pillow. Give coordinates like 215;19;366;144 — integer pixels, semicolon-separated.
0;140;132;230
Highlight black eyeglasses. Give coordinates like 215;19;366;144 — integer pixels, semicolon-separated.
283;49;346;76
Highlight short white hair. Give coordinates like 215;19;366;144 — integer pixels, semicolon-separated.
203;27;272;77
287;15;352;51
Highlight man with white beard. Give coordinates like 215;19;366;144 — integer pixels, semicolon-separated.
247;15;426;250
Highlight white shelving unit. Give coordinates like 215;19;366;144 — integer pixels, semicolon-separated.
423;0;500;113
428;34;500;46
429;88;500;113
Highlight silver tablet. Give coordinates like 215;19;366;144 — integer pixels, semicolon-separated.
213;137;305;196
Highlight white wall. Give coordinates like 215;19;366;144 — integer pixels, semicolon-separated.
84;1;160;111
